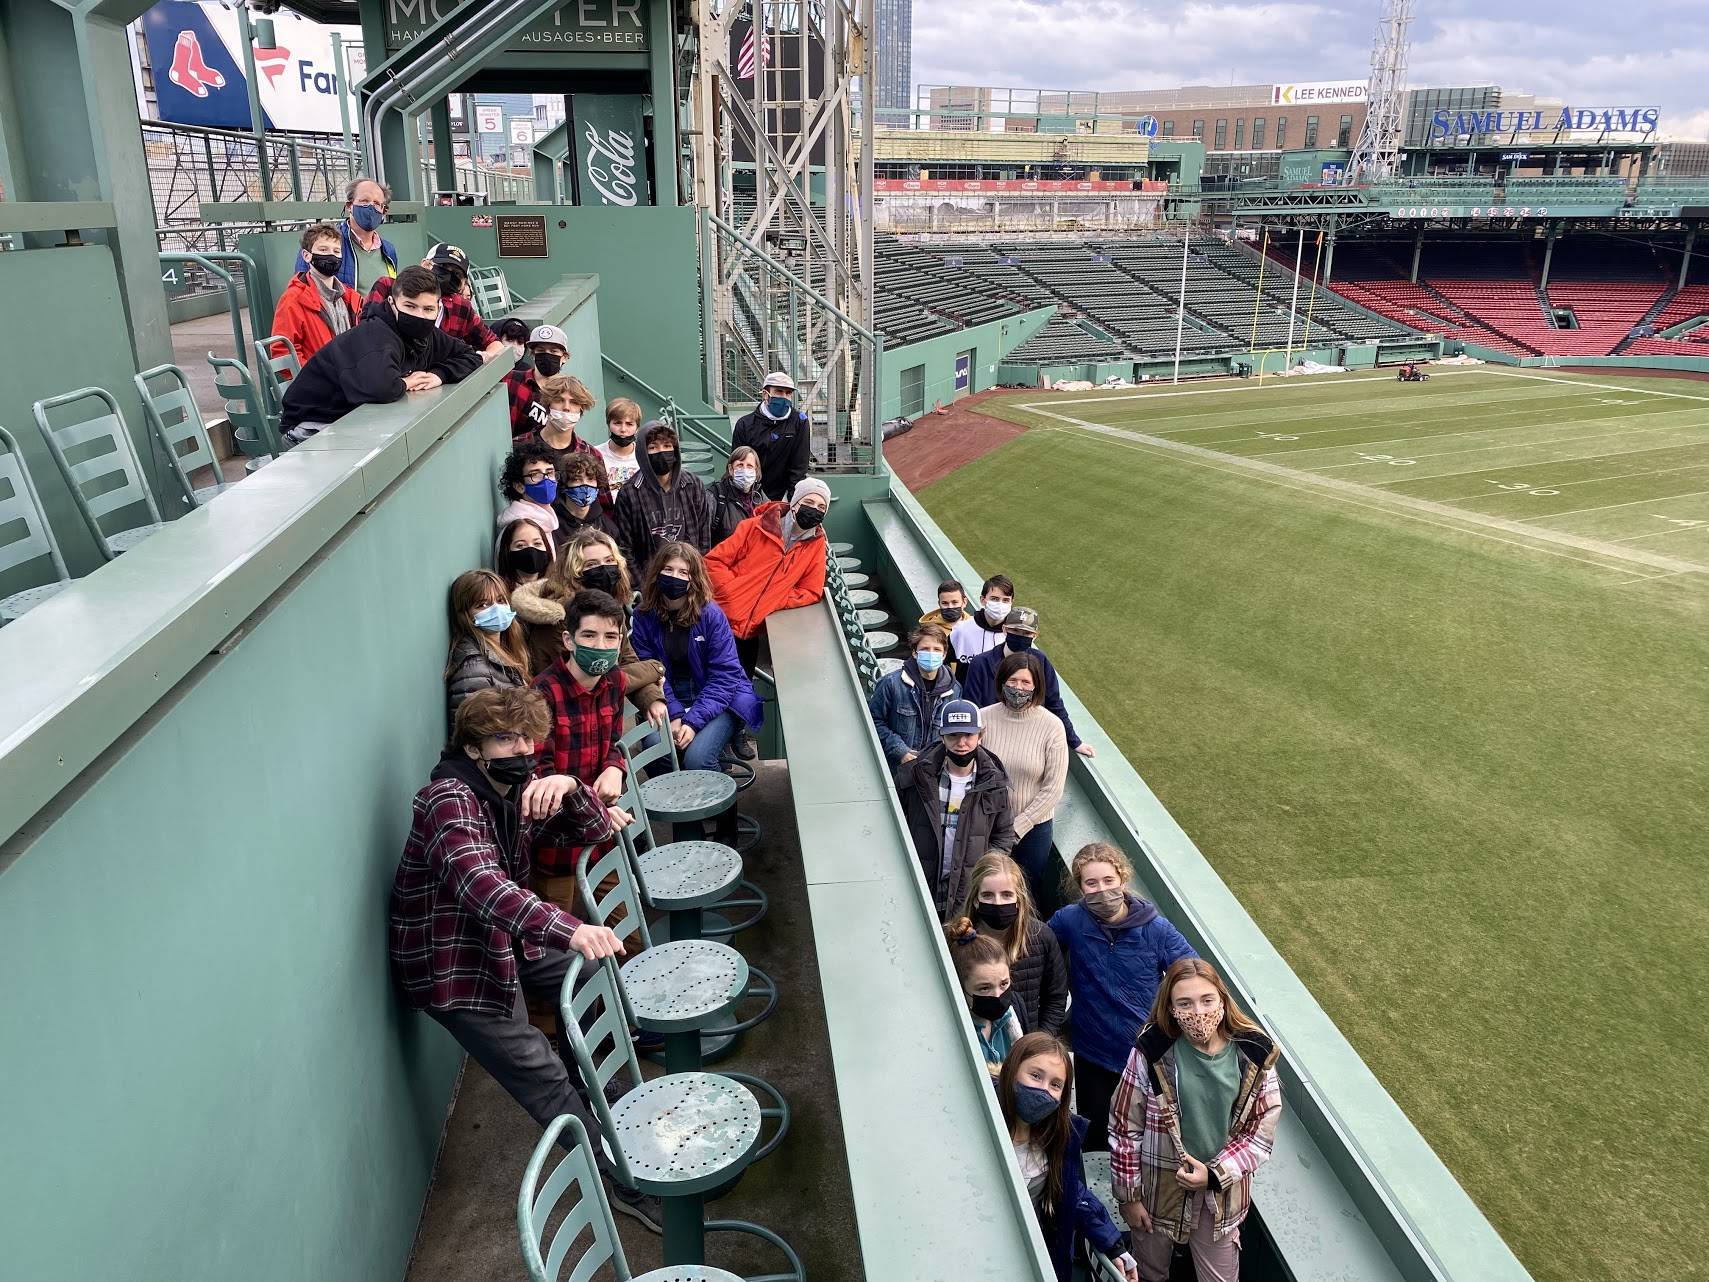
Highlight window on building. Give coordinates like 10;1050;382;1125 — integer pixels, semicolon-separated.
1251;117;1266;150
1233;118;1246;150
1213;119;1228;149
1275;117;1287;149
1304;115;1319;147
1337;114;1354;148
1162;119;1176;138
1192;119;1204;139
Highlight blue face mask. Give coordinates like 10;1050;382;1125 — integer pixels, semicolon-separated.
765;394;793;419
474;603;516;633
1012;1082;1059;1125
914;650;944;675
351;202;385;232
523;477;558;505
565;484;599;509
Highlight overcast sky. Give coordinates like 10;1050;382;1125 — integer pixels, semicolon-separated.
912;0;1709;139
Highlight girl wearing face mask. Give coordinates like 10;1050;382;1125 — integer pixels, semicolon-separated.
1048;843;1196;1153
999;1033;1139;1282
444;569;530;720
495;442;562;548
630;542;763;839
976;652;1069;908
949;573;1016;681
511;528;666;707
948;931;1026;1079
1111;959;1279;1282
947;853;1068;1035
495;517;554;594
552;454;620;541
710;445;763;547
866;622;961;768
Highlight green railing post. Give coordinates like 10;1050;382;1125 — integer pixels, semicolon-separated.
287;138;304;200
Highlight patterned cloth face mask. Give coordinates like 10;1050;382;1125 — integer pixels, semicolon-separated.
1177;1003;1226;1046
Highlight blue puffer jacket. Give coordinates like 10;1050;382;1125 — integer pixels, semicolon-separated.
631;601;764;730
1048;895;1196;1073
1034;1113;1125;1282
866;658;961;766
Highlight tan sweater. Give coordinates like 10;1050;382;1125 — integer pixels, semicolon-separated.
978;703;1068;837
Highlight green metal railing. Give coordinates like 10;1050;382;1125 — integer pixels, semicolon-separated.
599;353;732;453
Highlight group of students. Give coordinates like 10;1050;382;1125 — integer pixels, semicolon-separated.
872;577;1283;1282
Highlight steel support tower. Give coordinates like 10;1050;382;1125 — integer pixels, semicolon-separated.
1346;0;1415;183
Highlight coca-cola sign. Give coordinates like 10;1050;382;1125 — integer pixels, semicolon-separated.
572;94;651;207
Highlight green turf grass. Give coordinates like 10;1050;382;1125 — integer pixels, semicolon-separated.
920;370;1709;1282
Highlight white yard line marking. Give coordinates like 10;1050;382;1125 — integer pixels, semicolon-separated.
1029;409;1709;578
1516;488;1709;522
1303;428;1707;472
1436;462;1709;504
1611;525;1709;544
1019;367;1480;409
1612;567;1703;586
1483;368;1709;404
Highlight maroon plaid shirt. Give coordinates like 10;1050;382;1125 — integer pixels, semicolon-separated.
388;765;612;1015
531;659;628;874
505;368;542;438
366;277;498;352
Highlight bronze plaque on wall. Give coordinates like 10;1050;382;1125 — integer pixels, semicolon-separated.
495;215;549;258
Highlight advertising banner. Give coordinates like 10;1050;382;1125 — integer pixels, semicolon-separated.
141;0;359;133
382;0;647;52
875;179;1156;193
1273;81;1367;106
571;94;650;207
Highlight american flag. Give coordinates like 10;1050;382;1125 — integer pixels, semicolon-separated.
737;22;770;79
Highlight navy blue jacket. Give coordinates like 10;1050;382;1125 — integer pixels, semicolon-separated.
1047;895;1196;1074
631;600;764;731
1035;1114;1124;1282
962;642;1082;750
731;404;811;502
292;219;399;290
866;659;961;767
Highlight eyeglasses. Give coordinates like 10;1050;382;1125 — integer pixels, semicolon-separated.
522;468;555;482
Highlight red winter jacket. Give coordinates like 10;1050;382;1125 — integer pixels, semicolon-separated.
269;272;362;367
704;501;827;639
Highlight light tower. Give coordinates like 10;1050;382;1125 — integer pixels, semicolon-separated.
1346;0;1415;182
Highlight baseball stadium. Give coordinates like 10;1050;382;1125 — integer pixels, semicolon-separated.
0;1;1701;1281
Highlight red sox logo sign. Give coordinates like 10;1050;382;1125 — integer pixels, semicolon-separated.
167;30;225;97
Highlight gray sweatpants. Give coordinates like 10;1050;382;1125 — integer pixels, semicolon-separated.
427;947;615;1175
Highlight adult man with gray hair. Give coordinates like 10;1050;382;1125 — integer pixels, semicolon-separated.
292;176;400;291
731;369;811;501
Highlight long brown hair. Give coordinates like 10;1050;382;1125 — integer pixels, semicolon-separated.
551;527;633;602
445;569;530;680
947;853;1035;964
1148;957;1261;1042
639;541;713;627
997;1032;1074;1216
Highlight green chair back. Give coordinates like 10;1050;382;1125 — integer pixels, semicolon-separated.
517;1113;635;1282
133;364;221;510
252;336;302;419
573;837;656;953
616;719;679;780
556;955;643;1188
208;354;283;460
0;425;70;593
31;386;165;560
469;265;515;317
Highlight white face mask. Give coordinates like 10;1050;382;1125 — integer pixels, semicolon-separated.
984;600;1012;624
549;407;582;429
731;468;758;491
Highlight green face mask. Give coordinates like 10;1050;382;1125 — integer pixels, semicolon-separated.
573;643;620;677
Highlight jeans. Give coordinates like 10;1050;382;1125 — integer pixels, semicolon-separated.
1074;1054;1121;1153
1010;818;1058;912
682;708;740;772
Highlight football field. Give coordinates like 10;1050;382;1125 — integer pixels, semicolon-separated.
918;367;1709;1282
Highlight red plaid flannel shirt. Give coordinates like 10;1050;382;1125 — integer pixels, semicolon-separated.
1108;1024;1282;1244
388;769;612;1015
531;659;628;874
366;277;497;352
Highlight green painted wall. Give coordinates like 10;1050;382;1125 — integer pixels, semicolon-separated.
880;305;1056;420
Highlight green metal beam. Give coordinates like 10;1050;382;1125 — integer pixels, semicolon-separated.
0;199;115;232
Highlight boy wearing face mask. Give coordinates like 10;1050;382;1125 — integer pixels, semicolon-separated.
495;442;563;548
867;622;961;768
504;324;572;438
270;222;363;366
612;421;715;568
364;243;505;363
279;266;481;445
949;574;1015;680
960;605;1095;758
552;454;620;541
894;699;1017;919
597;398;644;495
918;578;969;631
730;370;811;502
522;375;616;521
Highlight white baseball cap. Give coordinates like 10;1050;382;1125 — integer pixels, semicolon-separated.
762;371;795;391
528;324;569;349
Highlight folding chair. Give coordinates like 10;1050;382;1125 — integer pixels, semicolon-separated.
31;386;166;560
133;364;238;509
0;425;72;622
207;354;284;467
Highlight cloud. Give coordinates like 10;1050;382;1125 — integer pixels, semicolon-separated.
911;0;1709;137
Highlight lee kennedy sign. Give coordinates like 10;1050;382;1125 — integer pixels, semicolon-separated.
382;0;647;51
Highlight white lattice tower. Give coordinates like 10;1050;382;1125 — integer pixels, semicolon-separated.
1346;0;1415;183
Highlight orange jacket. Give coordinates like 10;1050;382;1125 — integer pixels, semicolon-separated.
705;501;828;638
269;272;362;367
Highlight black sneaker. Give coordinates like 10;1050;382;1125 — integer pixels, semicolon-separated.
734;730;757;760
609;1182;664;1233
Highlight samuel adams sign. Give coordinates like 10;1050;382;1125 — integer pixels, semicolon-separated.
572;94;651;207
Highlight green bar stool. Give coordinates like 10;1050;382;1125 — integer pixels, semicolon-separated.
0;426;72;623
846;589;879;608
558;956;801;1278
834;555;861;573
519;1113;745;1282
134;364;240;510
617;721;747;856
828;541;853;555
864;630;900;655
856;607;891;630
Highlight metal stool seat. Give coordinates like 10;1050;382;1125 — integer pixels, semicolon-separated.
635;1269;744;1282
846;589;879;608
621;940;781;1072
828;541;853;554
636;839;743;907
639;769;738;823
1;580;69;622
856;608;890;629
876;656;905;678
106;524;165;554
834;556;861;571
840;571;869;588
190;480;240;505
864;630;899;654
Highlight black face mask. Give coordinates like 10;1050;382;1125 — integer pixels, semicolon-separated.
974;900;1021;930
482;752;536;787
309;252;342;278
939;605;964;622
533;352;563;377
793;505;825;529
608;431;637;449
507;546;551;577
944;746;977;768
1004;634;1033;653
658;576;691;599
648;450;678;476
434;268;464;297
581;563;622;595
968;993;1009;1022
393;306;435;343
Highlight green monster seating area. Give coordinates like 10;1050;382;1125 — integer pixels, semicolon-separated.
0;2;1704;1281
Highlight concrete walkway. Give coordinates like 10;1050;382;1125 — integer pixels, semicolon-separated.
402;761;863;1282
171;311;253;426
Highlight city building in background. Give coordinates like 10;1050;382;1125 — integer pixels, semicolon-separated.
873;0;913;120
